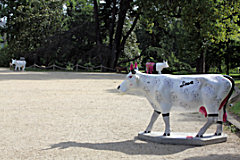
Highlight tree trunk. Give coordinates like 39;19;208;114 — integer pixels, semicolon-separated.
112;0;132;68
217;63;222;73
225;42;231;75
202;45;206;73
93;0;139;71
196;52;205;74
93;0;102;45
225;52;230;75
196;40;208;74
109;0;117;48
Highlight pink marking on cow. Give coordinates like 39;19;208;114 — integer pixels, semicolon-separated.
219;95;229;110
186;136;193;139
146;62;155;74
146;63;150;74
199;106;207;117
223;112;227;122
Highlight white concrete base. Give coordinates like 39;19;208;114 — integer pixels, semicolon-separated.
138;132;227;146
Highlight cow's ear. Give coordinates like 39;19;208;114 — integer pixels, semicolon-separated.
130;63;136;74
165;61;169;67
130;63;133;71
135;74;140;80
134;62;138;70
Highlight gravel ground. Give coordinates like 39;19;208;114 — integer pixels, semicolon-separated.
0;68;240;160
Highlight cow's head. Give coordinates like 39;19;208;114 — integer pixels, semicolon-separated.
117;63;139;93
163;60;169;68
12;59;16;64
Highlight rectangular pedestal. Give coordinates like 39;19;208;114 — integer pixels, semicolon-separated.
138;132;227;146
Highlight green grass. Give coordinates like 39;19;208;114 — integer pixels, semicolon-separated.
230;102;240;116
229;73;240;115
224;124;239;134
230;73;240;76
235;80;240;85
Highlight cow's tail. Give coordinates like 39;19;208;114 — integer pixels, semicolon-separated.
219;75;235;122
228;86;240;106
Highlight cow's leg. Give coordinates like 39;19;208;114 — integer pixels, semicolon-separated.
196;114;218;137
15;66;17;71
162;113;170;136
160;102;172;136
144;110;161;133
215;109;223;135
215;121;223;136
22;65;25;71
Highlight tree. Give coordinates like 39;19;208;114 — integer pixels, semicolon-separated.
136;0;240;73
36;0;96;66
92;0;141;70
212;0;240;74
0;0;65;64
1;0;239;73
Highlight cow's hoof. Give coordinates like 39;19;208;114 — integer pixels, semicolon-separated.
163;133;170;136
215;133;222;136
144;131;151;133
196;134;203;138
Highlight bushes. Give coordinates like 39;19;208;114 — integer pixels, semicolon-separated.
0;47;11;67
230;101;240;117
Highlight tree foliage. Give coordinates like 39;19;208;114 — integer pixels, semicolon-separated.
0;0;239;73
92;0;142;70
1;0;64;60
137;0;240;73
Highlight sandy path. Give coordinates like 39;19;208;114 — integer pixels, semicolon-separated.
0;68;240;160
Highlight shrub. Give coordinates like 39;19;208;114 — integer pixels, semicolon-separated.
0;47;11;67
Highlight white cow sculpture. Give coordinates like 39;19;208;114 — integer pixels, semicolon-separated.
117;63;237;137
12;59;26;71
146;61;169;74
156;61;169;74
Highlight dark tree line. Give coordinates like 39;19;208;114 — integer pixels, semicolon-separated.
1;0;240;74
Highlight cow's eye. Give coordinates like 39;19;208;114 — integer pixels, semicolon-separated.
129;76;132;79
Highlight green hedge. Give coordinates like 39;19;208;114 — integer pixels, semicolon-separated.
230;102;240;116
0;47;11;67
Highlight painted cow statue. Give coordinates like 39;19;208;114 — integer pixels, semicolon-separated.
146;61;169;74
117;63;237;137
12;59;26;71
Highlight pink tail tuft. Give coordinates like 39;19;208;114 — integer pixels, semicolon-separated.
130;63;134;71
219;95;229;110
199;106;207;117
134;62;138;70
223;112;227;122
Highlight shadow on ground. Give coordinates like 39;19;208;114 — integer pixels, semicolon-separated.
178;112;205;122
184;154;240;160
0;68;126;81
105;89;146;97
44;139;194;156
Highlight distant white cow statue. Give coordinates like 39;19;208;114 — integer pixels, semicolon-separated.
117;63;239;137
156;61;169;74
12;59;26;71
146;61;169;74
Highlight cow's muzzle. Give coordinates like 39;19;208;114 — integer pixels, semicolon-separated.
117;85;120;90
